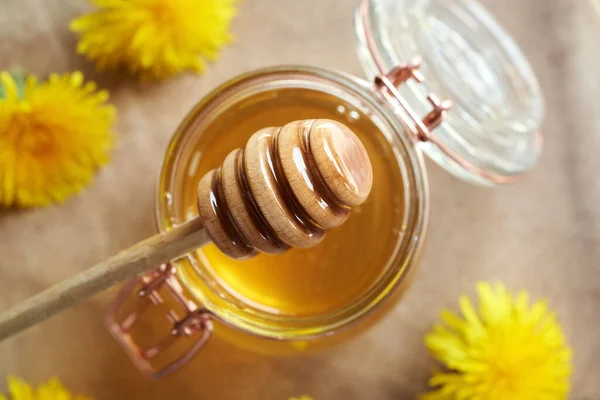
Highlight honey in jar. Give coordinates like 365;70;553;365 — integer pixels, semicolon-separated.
177;88;404;318
106;0;543;377
142;66;428;360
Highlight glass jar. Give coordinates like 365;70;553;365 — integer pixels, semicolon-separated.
106;0;543;378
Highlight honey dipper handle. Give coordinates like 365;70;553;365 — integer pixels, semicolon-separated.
0;218;210;342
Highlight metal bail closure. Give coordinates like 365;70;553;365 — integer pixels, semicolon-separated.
105;263;213;379
374;58;452;143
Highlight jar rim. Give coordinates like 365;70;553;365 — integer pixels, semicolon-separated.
155;66;430;340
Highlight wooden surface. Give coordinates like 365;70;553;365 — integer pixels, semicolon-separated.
0;0;599;398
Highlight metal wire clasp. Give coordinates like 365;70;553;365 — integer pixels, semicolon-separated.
374;58;452;143
105;263;213;379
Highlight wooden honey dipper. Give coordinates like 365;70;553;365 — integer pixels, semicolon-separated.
0;119;373;341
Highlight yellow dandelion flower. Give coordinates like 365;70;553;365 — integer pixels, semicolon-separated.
70;0;238;80
0;70;115;207
422;282;572;400
289;396;312;400
0;376;92;400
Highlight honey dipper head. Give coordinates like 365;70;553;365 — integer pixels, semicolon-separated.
196;119;373;260
308;119;373;207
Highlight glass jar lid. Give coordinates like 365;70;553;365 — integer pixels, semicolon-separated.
355;0;544;185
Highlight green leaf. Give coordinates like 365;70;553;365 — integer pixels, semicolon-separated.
0;67;27;99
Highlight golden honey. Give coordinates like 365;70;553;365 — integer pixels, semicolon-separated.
174;87;405;318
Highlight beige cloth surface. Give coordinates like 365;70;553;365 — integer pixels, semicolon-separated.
0;0;599;398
